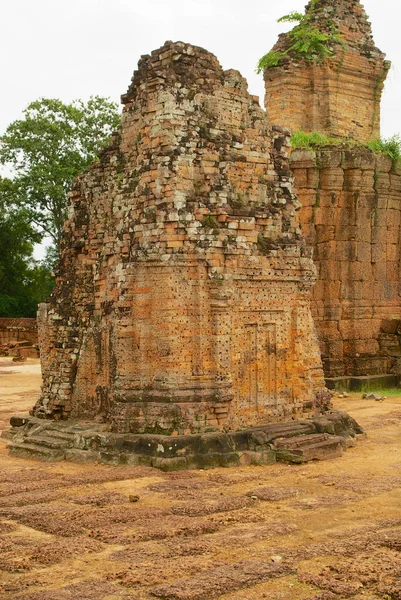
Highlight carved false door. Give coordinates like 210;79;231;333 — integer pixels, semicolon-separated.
240;322;277;409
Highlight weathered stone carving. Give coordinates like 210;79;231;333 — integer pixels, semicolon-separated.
32;41;328;434
264;0;389;142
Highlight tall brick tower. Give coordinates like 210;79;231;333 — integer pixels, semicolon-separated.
264;0;390;142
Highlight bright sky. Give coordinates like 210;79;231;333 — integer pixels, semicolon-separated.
1;0;399;138
1;0;400;258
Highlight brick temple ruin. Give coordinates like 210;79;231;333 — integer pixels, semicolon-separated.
4;1;376;467
264;0;401;385
34;42;329;434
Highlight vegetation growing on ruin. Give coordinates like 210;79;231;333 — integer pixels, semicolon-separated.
291;131;401;163
290;131;347;149
256;50;284;70
202;215;219;230
367;135;401;163
257;3;342;73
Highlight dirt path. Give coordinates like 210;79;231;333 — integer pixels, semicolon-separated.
0;359;400;599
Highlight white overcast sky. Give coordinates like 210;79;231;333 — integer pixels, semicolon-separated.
1;0;400;140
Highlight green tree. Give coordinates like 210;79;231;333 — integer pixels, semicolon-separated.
0;96;120;246
0;202;49;317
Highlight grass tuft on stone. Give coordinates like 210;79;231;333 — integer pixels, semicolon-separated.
367;134;401;163
290;130;401;166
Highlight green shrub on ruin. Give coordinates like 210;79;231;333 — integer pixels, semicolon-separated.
257;51;285;71
290;131;350;149
257;2;342;74
367;135;401;164
291;131;401;166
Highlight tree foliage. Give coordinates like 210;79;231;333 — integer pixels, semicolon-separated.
0;96;120;246
0;96;120;317
0;202;53;317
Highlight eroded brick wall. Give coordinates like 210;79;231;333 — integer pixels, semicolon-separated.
264;0;389;142
33;42;328;433
293;147;401;377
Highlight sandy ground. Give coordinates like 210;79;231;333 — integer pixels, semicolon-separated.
0;358;400;600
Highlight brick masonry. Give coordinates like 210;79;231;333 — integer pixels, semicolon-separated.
293;147;401;377
264;0;389;142
32;41;329;434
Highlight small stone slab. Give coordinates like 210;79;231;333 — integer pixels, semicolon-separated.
9;415;28;427
273;435;344;463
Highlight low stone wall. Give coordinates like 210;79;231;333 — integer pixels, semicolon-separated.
3;411;363;469
292;146;401;377
0;318;38;346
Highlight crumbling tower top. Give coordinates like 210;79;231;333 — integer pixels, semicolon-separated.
263;0;390;142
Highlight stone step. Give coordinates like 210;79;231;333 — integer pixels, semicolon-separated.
26;434;74;450
255;422;312;433
272;427;314;439
259;423;315;442
274;434;344;463
43;429;77;442
274;433;330;449
7;441;65;461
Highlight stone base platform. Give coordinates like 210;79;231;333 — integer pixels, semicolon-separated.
1;411;365;471
325;374;400;392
